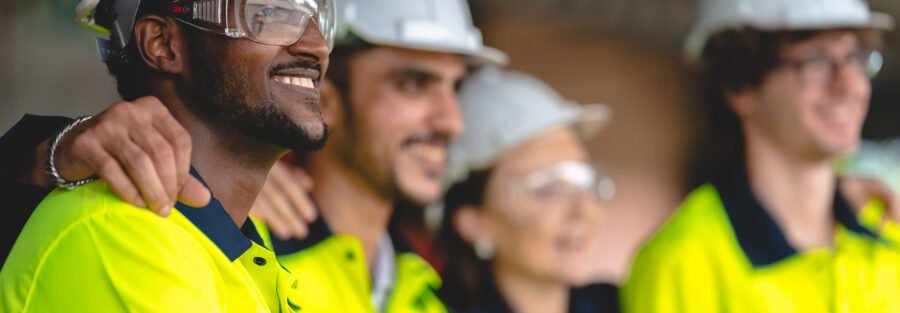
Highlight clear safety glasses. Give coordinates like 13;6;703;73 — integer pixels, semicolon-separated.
503;161;615;224
169;0;335;49
773;49;883;86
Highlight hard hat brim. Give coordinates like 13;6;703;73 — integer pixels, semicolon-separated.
684;11;895;61
337;28;509;67
563;103;612;141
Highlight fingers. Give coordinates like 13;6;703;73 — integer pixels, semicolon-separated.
254;176;310;240
78;136;146;208
148;100;193;193
178;176;212;209
293;166;315;190
129;127;178;207
251;197;291;239
51;96;196;215
270;163;317;223
841;175;900;223
866;179;900;222
114;138;171;212
842;176;877;211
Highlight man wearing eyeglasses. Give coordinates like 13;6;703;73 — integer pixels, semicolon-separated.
0;0;334;311
623;0;900;312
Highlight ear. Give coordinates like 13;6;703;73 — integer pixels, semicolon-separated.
453;205;490;245
132;16;186;74
319;79;344;128
724;88;757;119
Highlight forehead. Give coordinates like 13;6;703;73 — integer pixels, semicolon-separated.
492;127;589;182
349;46;467;79
779;30;862;57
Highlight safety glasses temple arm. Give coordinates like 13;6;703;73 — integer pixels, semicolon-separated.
169;0;224;25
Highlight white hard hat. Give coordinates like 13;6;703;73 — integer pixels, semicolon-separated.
335;0;508;66
685;0;894;60
444;67;611;186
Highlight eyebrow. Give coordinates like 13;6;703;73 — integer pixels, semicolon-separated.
385;67;444;84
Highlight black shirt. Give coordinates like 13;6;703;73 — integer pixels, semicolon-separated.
0;114;73;265
465;280;620;313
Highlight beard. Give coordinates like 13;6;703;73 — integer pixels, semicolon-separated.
180;33;329;152
331;94;399;199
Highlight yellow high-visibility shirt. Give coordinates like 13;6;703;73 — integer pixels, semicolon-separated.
254;216;447;313
623;174;900;313
1;175;300;312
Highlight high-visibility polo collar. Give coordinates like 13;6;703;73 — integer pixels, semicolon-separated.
175;167;266;261
466;279;619;313
712;166;879;268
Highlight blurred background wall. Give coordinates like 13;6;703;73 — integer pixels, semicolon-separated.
3;0;900;282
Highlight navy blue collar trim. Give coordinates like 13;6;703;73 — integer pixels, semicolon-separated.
175;168;264;261
466;280;620;313
713;167;878;268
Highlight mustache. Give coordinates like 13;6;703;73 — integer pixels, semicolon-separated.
405;132;452;146
269;60;322;77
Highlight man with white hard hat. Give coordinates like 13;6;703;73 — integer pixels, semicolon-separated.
0;0;502;311
247;0;506;311
624;0;900;312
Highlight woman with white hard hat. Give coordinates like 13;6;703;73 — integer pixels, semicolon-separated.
437;67;619;313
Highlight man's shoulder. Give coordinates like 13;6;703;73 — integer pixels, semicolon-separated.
639;184;732;256
36;181;152;218
1;182;220;312
25;181;185;239
8;181;207;266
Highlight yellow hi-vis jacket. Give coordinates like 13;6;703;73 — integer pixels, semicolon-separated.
623;175;900;313
254;216;447;313
1;176;300;312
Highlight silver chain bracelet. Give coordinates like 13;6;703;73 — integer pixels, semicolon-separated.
47;115;99;190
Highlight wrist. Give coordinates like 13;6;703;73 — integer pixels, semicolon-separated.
47;116;98;190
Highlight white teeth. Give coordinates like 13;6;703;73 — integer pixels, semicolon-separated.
274;75;315;89
410;143;446;163
300;77;314;88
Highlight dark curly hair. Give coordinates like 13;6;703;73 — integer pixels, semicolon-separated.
436;169;496;311
687;27;883;188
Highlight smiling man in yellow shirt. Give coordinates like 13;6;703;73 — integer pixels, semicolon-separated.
623;0;900;312
0;0;335;310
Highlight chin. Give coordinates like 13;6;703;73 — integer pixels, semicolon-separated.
399;182;442;206
557;264;596;285
299;121;327;140
820;137;861;157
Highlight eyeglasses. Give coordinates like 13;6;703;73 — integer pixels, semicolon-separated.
773;49;883;86
169;0;335;50
503;161;614;223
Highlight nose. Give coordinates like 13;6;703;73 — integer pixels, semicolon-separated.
286;20;330;74
568;191;605;222
429;88;465;139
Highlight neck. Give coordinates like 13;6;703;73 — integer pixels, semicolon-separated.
308;154;394;269
493;265;569;313
158;91;286;227
744;129;837;250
